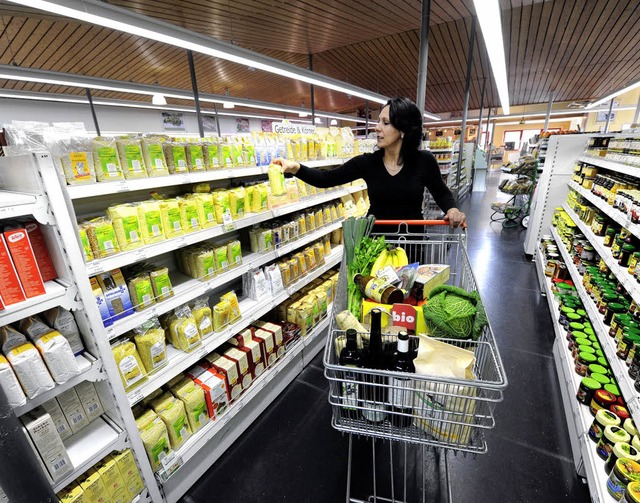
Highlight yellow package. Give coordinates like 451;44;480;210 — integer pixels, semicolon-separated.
249;227;273;252
112;339;147;390
133;318;167;374
288;258;299;280
163;141;189;174
285;179;299;203
127;272;155;312
156;397;191;449
116;137;148;180
149;266;173;301
79;469;110;503
111;450;145;497
139;416;171;471
227;240;242;268
214;244;229;272
58;484;87;503
278;263;291;286
297;178;308;198
172;378;208;432
330;204;339;221
204;141;220;170
221;291;241;322
167;306;202;352
186;143;206;172
252;184;269;213
107;204;143;251
267;163;286;196
141;136;170;177
150;392;174;413
231;141;244;167
213;300;230;331
92;137;124;182
295;253;308;276
193;248;215;280
315;208;324;228
313;242;325;263
135;200;165;244
59;140;97;185
96;457;130;500
189;193;216;228
298;215;307;235
158;198;184;239
191;297;214;339
220;142;233;168
306;211;316;232
78;225;94;262
229;187;246;220
298;302;315;337
212;190;232;223
244;185;254;213
177;197;200;234
85;217;120;258
135;409;157;430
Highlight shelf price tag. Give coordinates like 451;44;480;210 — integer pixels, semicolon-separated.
628;398;640;418
116;181;129;193
222;210;234;232
86;262;104;276
133;249;147;262
129;389;144;406
157;451;183;483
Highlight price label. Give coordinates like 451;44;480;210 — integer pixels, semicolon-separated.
133;249;147;262
129;389;144;406
181;175;192;185
116;181;129;193
197;345;208;359
86;262;104;276
222;210;234;232
105;326;115;340
149;306;159;318
157;451;183;482
628;398;640;418
176;237;188;248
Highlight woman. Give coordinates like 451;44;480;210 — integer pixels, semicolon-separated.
273;97;467;228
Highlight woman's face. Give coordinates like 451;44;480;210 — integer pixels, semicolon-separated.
375;105;402;150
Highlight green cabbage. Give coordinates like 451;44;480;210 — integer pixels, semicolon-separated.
422;285;487;340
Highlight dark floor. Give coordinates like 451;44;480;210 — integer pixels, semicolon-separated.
182;171;591;503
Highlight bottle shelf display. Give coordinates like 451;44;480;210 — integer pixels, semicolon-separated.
0;145;358;502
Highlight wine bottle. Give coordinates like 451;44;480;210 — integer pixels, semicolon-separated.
390;331;415;428
353;274;404;304
339;329;363;419
360;308;388;423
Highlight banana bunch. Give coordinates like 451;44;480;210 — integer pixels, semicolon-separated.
370;246;409;275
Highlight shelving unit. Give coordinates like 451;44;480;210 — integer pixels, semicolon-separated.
535;242;610;503
577;154;640;178
0;281;79;327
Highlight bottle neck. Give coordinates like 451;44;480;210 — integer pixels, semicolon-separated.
397;337;409;354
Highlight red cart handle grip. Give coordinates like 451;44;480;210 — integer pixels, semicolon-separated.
373;220;449;226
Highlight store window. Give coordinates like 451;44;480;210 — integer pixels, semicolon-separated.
503;130;522;150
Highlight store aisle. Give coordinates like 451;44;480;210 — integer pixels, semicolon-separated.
182;171;590;503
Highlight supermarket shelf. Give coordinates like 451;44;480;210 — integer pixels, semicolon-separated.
0;190;52;224
427;148;453;153
53;416;127;492
436;159;453;164
84;186;357;276
551;225;640;426
440;170;452;176
568;181;640;239
0;281;78;327
105;221;342;340
126;246;342;406
304;158;351;168
66;167;265;199
131;490;148;503
577;155;640;178
14;355;103;417
562;202;640;310
538;244;610;502
160;312;331;502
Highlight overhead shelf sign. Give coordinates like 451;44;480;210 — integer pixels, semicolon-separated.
273;121;316;134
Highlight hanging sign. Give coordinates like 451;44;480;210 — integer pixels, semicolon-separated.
273;120;316;135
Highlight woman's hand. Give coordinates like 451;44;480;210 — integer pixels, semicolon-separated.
444;208;467;228
272;157;301;175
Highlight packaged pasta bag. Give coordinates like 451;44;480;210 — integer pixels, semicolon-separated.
163;140;188;174
213;244;229;272
186;142;206;172
135;199;165;244
107;203;144;251
77;224;94;262
34;329;80;384
138;414;171;471
191;296;214;339
243;185;255;214
133;318;167;374
188;193;216;229
50;126;97;185
112;338;147;390
212;190;232;224
157;198;184;239
249;227;273;253
252;184;269;213
193;248;216;281
141;136;170;177
156;396;191;449
92;137;124;181
213;299;230;332
167;305;202;352
148;265;174;301
244;140;256;166
227;240;243;268
221;291;241;323
315;208;324;228
265;264;284;295
285;178;300;202
229;187;246;220
267;163;286;196
220;141;234;169
171;378;208;432
231;139;244;167
126;270;155;312
116;136;148;179
177;196;200;233
204;139;220;170
84;217;121;258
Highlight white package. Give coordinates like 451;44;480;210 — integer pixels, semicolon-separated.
56;388;90;433
19;316;52;341
265;264;284;295
0;354;27;407
41;398;73;440
42;307;85;355
35;331;80;384
0;325;28;354
246;268;270;301
6;343;55;398
74;380;104;421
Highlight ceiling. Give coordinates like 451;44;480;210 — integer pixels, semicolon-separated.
0;0;639;117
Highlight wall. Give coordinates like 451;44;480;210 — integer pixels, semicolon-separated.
0;97;269;136
584;88;640;133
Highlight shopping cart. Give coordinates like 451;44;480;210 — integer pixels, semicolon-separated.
324;220;507;502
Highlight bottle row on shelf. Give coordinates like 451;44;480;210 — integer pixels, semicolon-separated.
585;136;640;167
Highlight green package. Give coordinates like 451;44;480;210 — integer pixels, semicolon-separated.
232;144;244;167
94;144;124;181
245;145;256;166
179;199;200;233
221;144;233;168
195;250;215;280
212;191;231;223
117;140;148;179
150;267;173;301
188;145;205;172
128;273;155;311
214;245;228;272
172;146;188;173
78;227;94;262
227;240;242;268
206;144;220;170
144;142;169;177
159;199;183;239
86;218;120;257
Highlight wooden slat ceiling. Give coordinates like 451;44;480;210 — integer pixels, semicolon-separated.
0;0;638;116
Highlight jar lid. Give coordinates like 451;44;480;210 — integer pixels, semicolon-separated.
617;314;633;324
595;389;617;403
611;405;631;421
607;228;618;234
625;327;640;337
579;352;597;363
598;356;609;367
612;442;639;461
605;384;621;396
580;345;597;355
591;373;610;385
584;327;595;336
596;350;604;358
624;244;637;251
570;322;585;330
603;292;620;301
609;303;626;312
584;322;594;330
592;341;602;350
575;337;591;346
634;252;640;258
626;419;639;438
576;309;587;317
560;306;576;314
556;282;573;291
566;313;582;321
625;481;640;503
597;408;622;427
589;364;608;374
605;425;631;444
614;458;640;483
572;331;586;339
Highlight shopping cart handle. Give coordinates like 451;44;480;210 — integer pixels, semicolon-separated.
374;219;449;226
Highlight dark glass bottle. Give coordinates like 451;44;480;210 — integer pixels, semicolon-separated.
360;308;388;422
390;331;415;428
339;329;363;419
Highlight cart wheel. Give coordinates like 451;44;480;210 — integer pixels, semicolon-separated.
522;215;529;228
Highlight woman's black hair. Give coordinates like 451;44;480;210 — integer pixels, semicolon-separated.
385;97;423;160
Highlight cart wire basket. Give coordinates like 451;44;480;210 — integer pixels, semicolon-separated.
324;220;508;456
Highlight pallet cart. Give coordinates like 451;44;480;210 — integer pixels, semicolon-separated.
324;220;508;502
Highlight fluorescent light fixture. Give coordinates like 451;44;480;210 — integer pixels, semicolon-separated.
299;111;308;117
314;117;322;124
586;79;640;109
330;119;338;126
473;0;510;115
7;0;392;105
151;93;166;105
222;102;235;109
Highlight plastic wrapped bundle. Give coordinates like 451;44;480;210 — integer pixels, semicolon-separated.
212;190;231;224
133;318;167;373
171;378;208;432
138;412;171;471
84;217;121;258
187;193;216;229
186;143;206;172
136;200;165;244
92;137;124;182
155;396;191;449
141;136;169;177
191;297;214;339
127;271;155;312
163;141;189;174
56;135;97;185
229;187;246;220
116;137;148;179
227;240;242;268
166;306;202;352
149;266;174;301
178;197;200;233
107;204;144;251
158;199;184;239
112;339;147;390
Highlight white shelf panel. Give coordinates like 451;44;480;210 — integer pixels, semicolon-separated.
66;167;266;200
14;355;103;417
427;148;453;153
105;221;342;340
568;181;640;240
84;187;355;276
0;190;50;223
436;159;453;164
162;312;331;485
550;225;640;425
126;246;342;405
53;416;127;492
0;281;75;327
578;155;640;178
304;158;350;168
539;244;610;503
